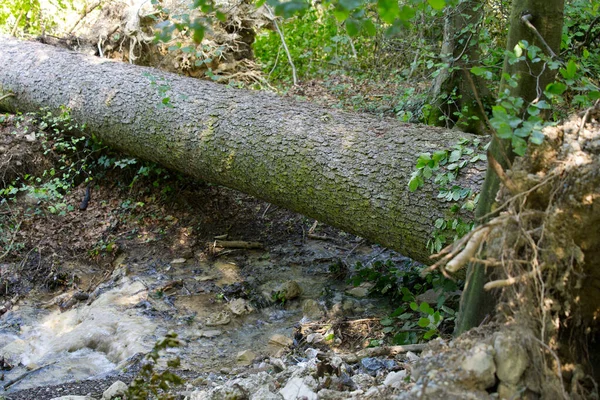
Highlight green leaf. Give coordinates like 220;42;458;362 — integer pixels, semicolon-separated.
345;19;360;36
512;136;527;156
363;19;376;36
419;302;432;314
432;151;447;163
398;5;416;21
423;329;437;339
416;153;432;169
380;318;394;326
423;166;432;179
408;175;422;192
427;0;445;10
545;82;567;95
514;43;523;58
418;317;430;328
530;131;545;145
448;150;461;162
377;0;400;24
410;302;418;311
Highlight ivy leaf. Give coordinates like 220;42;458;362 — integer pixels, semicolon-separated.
530;130;545;145
512;136;527;156
427;0;446;10
423;329;437;339
418;317;431;328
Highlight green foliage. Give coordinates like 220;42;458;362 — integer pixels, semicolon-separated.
126;332;184;400
0;108;90;215
351;260;460;344
408;138;485;253
254;8;366;82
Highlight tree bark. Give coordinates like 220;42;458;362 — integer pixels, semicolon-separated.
0;38;487;265
456;0;565;333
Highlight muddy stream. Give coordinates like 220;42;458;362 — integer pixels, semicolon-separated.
0;240;403;394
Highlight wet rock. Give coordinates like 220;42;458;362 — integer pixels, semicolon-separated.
273;281;302;302
461;343;497;390
102;380;128;399
383;370;407;389
237;350;257;366
50;397;95;400
345;282;373;298
493;332;528;385
228;298;255;316
279;377;317;400
205;311;231;326
360;357;396;375
302;299;324;319
416;288;442;304
199;329;223;338
268;334;293;348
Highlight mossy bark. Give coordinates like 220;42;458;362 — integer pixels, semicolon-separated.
0;38;487;265
456;0;565;334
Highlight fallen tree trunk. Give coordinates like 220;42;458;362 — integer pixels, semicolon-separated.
0;38;486;264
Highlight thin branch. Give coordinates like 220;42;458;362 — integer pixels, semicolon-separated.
478;173;558;221
464;68;493;132
68;0;102;34
521;14;558;59
0;93;15;102
265;6;297;86
488;151;519;195
11;10;24;37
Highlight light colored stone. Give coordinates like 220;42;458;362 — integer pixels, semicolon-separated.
228;298;255;315
237;349;257;365
405;351;420;362
50;397;95;400
269;334;293;348
205;310;231;326
171;258;187;264
279;377;317;400
345;282;373;297
274;281;302;301
199;329;222;338
494;332;529;385
102;380;128;399
383;370;407;389
461;343;497;389
250;386;283;400
306;333;324;344
352;373;375;389
302;299;324;319
498;382;520;400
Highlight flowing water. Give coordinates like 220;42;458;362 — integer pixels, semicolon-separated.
0;241;403;393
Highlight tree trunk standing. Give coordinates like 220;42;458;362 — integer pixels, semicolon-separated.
0;38;487;265
428;0;492;134
456;0;565;333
